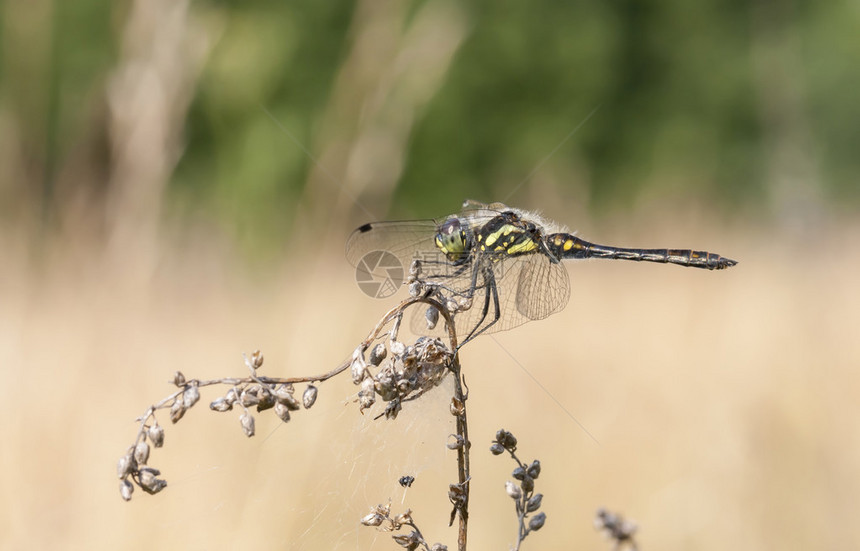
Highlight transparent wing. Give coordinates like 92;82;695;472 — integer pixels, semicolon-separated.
515;254;570;321
345;219;441;269
407;252;570;339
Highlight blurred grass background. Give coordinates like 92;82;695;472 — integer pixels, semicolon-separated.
1;0;858;549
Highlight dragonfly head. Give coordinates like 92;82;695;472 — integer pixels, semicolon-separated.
435;217;473;264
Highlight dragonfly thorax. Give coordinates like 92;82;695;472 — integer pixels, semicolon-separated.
476;212;542;258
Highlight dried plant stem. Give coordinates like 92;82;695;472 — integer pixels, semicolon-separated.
451;362;469;551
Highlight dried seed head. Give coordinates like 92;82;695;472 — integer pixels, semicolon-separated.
505;480;522;500
172;371;186;386
274;402;291;423
360;503;391;527
147;423;164;448
430;544;448;551
183;384;200;409
528;512;546;531
302;385;318;409
425;306;439;330
390;340;406;356
369;344;387;366
169;399;186;424
210;396;233;412
495;429;517;451
119;479;134;501
393;508;413;526
490;443;505;455
240;412;255;437
134;441;150;465
527;493;543;513
408;281;422;297
512;466;526;480
527;459;541;479
117;453;136;479
250;350;264;369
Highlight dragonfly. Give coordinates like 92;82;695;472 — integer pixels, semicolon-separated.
346;200;736;346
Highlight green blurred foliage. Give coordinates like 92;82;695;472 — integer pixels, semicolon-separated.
1;0;857;244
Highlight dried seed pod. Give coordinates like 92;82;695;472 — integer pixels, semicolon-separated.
250;350;264;369
430;544;448;551
369;344;387;366
209;397;233;412
489;443;505;456
147;422;164;448
408;281;422;296
224;388;239;405
447;435;465;450
512;466;526;480
117;453;136;479
275;386;301;411
239;412;255;437
449;396;465;416
302;385;318;409
169;399;186;424
358;378;376;412
528;512;546;531
172;371;186;386
505;481;522;500
133;441;150;465
527;493;543;513
425;306;439;330
393;532;420;547
183;385;200;408
256;387;275;412
274;402;291;423
521;475;534;493
527;459;541;479
393;509;413;526
138;467;166;494
119;479;134;501
390;341;405;356
360;511;385;527
240;389;260;407
351;356;367;384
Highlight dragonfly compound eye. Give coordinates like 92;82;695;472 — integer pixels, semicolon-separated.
435;218;471;263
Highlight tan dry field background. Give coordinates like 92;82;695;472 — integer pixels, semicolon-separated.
1;215;858;550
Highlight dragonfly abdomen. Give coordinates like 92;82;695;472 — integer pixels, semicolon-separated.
546;234;737;270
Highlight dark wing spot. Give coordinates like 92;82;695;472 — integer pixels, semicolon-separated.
357;223;373;233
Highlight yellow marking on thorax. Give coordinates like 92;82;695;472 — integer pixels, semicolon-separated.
484;226;515;247
507;239;538;255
